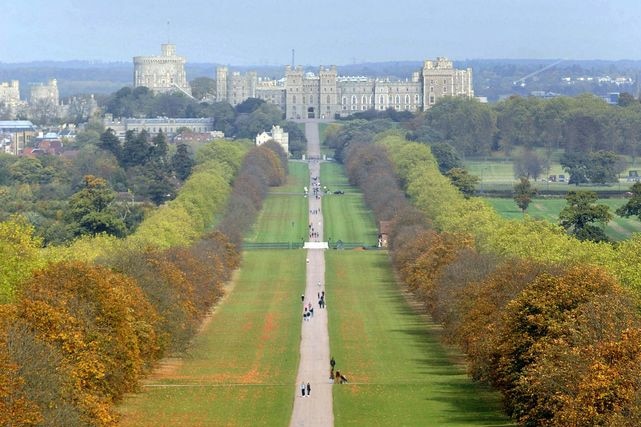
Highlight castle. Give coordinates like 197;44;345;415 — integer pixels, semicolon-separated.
133;44;473;118
133;44;191;96
215;57;473;119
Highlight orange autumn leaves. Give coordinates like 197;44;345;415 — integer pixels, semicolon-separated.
343;139;641;426
0;143;286;425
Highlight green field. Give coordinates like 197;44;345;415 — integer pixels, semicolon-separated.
118;166;308;426
321;162;378;245
326;254;509;427
118;250;306;426
245;162;309;243
485;197;641;241
465;157;641;194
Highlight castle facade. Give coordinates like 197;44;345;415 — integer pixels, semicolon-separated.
215;57;473;119
133;44;191;96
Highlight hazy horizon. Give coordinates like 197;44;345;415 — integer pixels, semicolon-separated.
3;0;641;65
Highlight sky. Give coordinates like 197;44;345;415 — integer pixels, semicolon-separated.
2;0;641;65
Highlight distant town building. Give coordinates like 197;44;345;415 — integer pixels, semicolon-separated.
215;57;473;119
0;120;37;155
30;79;60;105
0;80;24;118
256;125;289;155
103;114;214;139
133;44;191;96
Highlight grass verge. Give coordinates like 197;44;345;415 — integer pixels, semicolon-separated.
326;251;511;426
117;250;306;426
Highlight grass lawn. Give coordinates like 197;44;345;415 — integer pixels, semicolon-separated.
245;162;309;243
321;162;378;245
118;165;309;426
326;251;510;427
485;197;641;241
117;250;306;426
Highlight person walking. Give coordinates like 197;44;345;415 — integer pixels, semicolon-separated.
301;294;304;302
306;382;311;397
301;382;306;397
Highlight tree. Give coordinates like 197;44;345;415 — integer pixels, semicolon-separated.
66;175;126;237
587;150;622;184
616;182;641;220
513;149;544;180
618;92;636;107
235;97;265;114
121;130;151;168
431;142;462;174
560;151;590;185
190;77;216;100
513;177;538;214
171;144;194;181
559;190;612;242
445;167;479;198
98;128;122;161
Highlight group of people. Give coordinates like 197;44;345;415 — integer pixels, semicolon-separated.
311;176;322;200
300;382;311;397
303;301;314;321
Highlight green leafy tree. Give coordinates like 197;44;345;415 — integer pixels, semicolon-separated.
66;175;126;237
560;151;590;185
513;177;538;214
445;167;479;198
586;150;621;184
98;128;122;161
190;77;216;100
171;144;194;181
150;130;168;165
513;149;544;180
618;92;636;107
121;130;151;168
430;142;462;174
559;190;612;242
616;182;641;220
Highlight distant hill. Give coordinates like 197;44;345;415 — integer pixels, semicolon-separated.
1;59;640;100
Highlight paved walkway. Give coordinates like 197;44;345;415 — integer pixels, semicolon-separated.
289;122;334;427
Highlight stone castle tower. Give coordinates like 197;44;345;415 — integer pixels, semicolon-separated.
133;44;191;95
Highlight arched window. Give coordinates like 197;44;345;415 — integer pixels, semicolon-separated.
351;95;357;104
309;95;313;103
293;95;297;103
327;95;331;103
405;94;410;104
361;95;367;105
395;95;400;104
303;95;306;104
379;95;385;105
342;96;347;105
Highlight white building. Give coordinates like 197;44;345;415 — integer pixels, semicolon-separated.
256;125;289;155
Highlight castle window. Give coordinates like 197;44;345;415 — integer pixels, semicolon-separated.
342;96;347;105
430;96;435;104
379;95;385;105
351;105;356;110
361;95;367;104
405;94;410;104
395;95;400;104
310;95;313;103
430;86;434;93
327;95;330;103
415;94;419;102
293;95;296;103
351;95;356;104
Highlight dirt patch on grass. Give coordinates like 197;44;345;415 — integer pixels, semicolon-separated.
138;270;241;382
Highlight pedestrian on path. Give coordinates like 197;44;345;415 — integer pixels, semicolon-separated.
301;294;304;302
301;382;306;397
306;382;311;397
